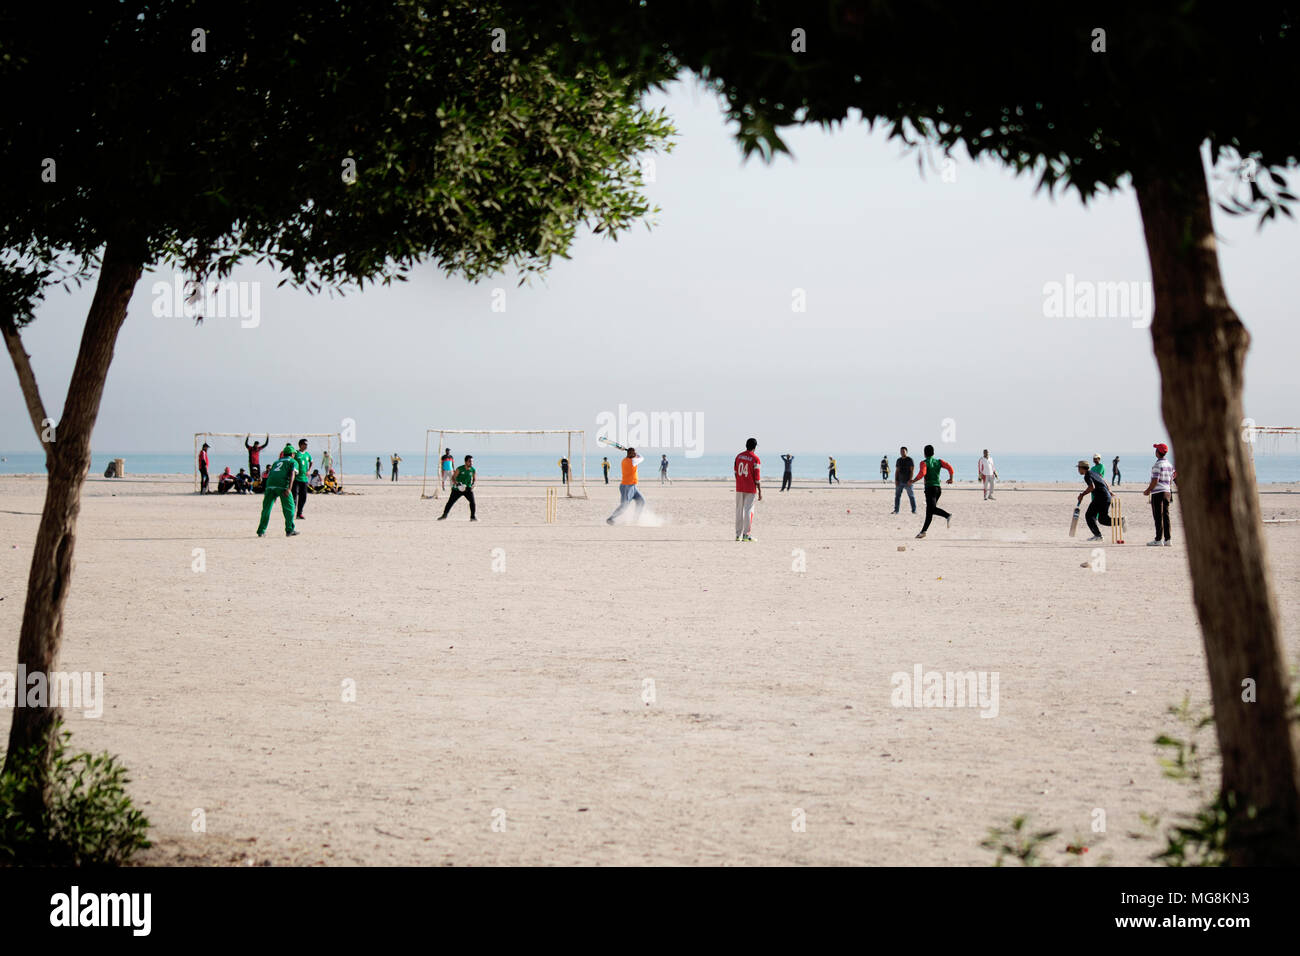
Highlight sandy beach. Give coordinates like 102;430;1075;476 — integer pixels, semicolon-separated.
1;474;1298;866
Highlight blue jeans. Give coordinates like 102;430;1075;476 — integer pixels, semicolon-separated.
894;481;916;513
609;484;645;520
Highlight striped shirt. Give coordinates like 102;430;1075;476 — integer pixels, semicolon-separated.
1150;458;1174;493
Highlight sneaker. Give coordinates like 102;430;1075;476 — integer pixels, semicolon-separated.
606;518;615;525
256;532;265;537
915;532;926;539
1147;539;1162;547
470;517;478;522
437;515;447;521
286;530;300;537
743;535;753;542
1163;540;1172;547
1087;534;1103;542
736;535;741;541
891;510;899;515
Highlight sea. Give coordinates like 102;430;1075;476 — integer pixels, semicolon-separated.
1;451;1297;484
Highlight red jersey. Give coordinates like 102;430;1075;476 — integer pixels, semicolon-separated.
734;450;761;493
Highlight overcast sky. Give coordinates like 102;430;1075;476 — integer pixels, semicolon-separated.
3;80;1297;457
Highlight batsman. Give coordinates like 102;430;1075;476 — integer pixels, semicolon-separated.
257;445;301;537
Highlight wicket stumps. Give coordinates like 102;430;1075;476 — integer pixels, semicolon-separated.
546;487;557;523
1110;495;1124;544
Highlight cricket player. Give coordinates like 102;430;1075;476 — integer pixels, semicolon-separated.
257;446;300;537
1076;459;1114;541
734;438;762;541
1143;442;1176;546
438;455;478;521
910;444;954;538
978;449;998;500
293;438;312;520
606;447;645;524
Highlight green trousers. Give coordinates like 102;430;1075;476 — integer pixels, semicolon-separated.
258;488;296;535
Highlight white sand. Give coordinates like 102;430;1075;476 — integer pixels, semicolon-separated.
1;474;1298;865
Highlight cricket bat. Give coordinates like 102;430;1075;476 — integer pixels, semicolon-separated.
597;436;629;451
1069;506;1080;537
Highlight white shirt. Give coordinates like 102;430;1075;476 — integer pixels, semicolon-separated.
1151;458;1174;493
978;456;994;477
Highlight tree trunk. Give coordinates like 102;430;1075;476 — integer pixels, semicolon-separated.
1134;147;1300;865
2;244;142;807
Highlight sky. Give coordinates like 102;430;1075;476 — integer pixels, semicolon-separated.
3;79;1297;458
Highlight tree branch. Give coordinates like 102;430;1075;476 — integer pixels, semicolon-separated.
0;315;52;454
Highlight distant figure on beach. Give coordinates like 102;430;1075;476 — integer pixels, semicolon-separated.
375;456;382;479
293;439;312;519
1143;443;1176;547
780;454;793;492
309;469;324;492
438;455;478;521
602;456;611;484
734;439;762;541
880;456;889;481
606;447;645;524
660;454;671;484
559;457;570;486
198;442;211;494
321;447;332;477
978;449;998;501
391;453;402;482
893;446;916;514
1076;459;1114;542
828;456;840;484
235;468;251;493
1112;456;1121;486
217;466;235;494
244;434;269;481
257;445;300;537
440;449;454;489
323;469;342;494
910;444;953;539
1091;454;1104;477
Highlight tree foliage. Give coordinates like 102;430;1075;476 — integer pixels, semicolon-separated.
0;1;673;325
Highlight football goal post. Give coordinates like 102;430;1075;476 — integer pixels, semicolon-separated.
193;432;343;491
421;428;587;499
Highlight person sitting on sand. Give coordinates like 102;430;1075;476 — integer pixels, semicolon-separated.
323;469;342;494
217;466;236;494
234;468;252;494
309;469;324;492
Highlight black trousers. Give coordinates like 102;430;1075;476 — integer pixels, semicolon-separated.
294;479;308;516
920;484;950;533
603;470;609;484
391;464;399;481
828;469;839;484
442;487;476;518
1085;493;1113;536
199;467;209;493
781;472;792;491
1151;491;1172;541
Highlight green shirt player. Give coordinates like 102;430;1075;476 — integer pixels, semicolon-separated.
909;443;954;539
257;446;301;537
292;439;312;519
437;455;478;521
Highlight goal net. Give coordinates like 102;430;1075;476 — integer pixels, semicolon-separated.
421;429;587;499
193;432;343;491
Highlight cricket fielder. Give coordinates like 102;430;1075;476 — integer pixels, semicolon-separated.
257;445;300;537
734;438;762;541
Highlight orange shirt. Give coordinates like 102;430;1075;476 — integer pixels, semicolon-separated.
621;456;640;485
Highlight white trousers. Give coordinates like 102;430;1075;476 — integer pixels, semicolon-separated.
983;474;995;498
735;491;756;536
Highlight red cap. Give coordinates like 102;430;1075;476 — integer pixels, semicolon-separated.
1154;442;1169;455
